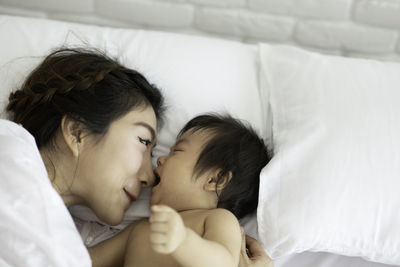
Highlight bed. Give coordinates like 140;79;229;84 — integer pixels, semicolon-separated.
0;15;399;267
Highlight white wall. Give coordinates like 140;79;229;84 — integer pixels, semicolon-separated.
1;0;400;62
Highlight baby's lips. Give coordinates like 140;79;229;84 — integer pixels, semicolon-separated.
153;173;161;186
152;168;161;186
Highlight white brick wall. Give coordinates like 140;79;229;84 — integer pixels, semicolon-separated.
0;0;400;62
190;0;246;8
96;0;194;28
296;21;398;53
195;8;295;41
354;0;400;28
0;0;94;13
249;0;352;20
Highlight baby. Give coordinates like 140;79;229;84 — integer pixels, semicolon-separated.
90;114;271;267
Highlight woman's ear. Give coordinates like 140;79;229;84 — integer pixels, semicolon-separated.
203;169;233;192
60;115;84;158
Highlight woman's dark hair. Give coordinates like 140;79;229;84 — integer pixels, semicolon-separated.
6;48;164;148
178;114;271;219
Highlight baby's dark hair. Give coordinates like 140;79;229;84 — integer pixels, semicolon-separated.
178;114;271;219
7;47;164;148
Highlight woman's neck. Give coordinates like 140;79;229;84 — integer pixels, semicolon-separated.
39;145;84;208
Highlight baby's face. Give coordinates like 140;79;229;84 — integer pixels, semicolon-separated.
151;129;211;210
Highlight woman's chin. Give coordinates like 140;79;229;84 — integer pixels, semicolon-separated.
98;210;124;226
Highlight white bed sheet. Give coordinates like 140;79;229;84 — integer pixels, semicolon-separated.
276;252;397;267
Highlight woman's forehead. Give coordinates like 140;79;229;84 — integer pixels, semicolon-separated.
123;106;157;129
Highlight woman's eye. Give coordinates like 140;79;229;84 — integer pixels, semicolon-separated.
138;137;152;147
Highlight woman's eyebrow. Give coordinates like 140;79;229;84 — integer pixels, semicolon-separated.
134;122;156;142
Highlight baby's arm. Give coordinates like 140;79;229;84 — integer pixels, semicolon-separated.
150;205;241;267
89;222;141;267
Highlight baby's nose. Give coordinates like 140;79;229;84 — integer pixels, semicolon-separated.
157;155;166;166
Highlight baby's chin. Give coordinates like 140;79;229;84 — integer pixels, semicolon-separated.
149;196;170;208
149;195;158;206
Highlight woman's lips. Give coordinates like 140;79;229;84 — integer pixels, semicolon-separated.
123;188;137;203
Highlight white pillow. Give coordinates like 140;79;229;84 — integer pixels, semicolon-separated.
257;44;400;265
0;15;267;156
0;15;266;231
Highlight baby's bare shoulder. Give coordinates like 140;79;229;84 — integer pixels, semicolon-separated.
181;208;235;217
200;208;241;235
206;208;238;222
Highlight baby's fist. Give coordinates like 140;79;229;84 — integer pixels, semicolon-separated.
149;205;187;254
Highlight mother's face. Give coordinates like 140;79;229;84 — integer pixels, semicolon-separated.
76;106;157;225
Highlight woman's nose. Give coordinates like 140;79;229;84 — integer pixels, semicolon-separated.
138;155;155;187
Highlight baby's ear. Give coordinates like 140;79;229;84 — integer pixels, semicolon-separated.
203;169;232;192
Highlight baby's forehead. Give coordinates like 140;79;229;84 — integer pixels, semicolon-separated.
176;128;215;147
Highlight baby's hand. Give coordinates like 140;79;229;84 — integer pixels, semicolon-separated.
149;205;187;254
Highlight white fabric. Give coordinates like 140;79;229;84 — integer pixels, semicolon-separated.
258;44;400;265
0;119;91;267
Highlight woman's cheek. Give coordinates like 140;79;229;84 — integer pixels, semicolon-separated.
131;144;146;171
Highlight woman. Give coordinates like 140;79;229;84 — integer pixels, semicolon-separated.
2;48;272;266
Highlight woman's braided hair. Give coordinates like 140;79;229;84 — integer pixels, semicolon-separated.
7;48;164;148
